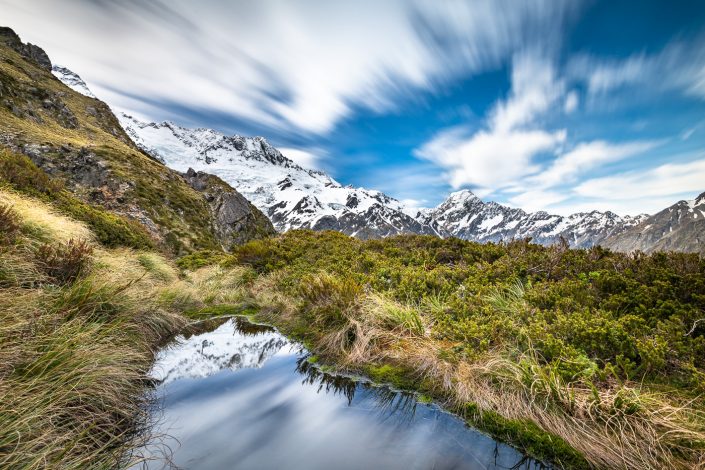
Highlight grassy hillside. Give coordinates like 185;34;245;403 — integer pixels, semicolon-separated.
0;28;272;254
205;230;705;469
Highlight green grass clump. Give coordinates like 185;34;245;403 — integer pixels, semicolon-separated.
176;249;229;270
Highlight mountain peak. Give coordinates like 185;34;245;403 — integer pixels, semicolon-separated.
51;65;96;98
695;191;705;206
445;189;479;204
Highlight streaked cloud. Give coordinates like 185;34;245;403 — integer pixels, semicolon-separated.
2;0;703;216
0;0;582;135
575;157;705;200
531;140;661;188
568;37;705;102
278;147;326;171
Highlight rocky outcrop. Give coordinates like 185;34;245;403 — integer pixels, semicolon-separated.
182;168;275;249
0;27;51;71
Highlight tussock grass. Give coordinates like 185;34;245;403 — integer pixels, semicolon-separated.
0;189;93;243
0;192;191;468
0;202;20;244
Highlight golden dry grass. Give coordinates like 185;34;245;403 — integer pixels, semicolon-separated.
0;192;189;468
0;188;93;243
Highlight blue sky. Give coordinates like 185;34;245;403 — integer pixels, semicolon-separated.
3;0;705;215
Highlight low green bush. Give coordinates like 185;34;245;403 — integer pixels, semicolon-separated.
231;230;705;386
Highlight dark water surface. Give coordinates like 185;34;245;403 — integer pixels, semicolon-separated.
134;317;545;470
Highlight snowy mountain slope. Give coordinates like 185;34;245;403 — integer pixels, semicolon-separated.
603;192;705;254
122;106;648;247
420;190;648;248
118;112;439;238
51;65;96;98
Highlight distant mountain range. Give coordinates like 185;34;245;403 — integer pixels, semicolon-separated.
55;65;704;254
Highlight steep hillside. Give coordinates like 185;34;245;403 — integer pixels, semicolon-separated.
603;192;705;254
0;27;273;254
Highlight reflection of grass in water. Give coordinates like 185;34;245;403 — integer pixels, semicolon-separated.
367;386;418;425
296;357;357;405
295;357;419;423
232;315;276;336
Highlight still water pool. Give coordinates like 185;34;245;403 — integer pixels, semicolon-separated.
133;317;545;470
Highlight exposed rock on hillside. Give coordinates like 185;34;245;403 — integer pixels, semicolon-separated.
0;27;51;71
182;168;275;249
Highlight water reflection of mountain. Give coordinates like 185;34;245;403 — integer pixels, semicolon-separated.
151;318;289;384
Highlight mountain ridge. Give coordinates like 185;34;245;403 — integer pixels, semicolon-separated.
118;112;441;239
53;63;703;254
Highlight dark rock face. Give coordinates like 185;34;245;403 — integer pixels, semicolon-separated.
182;168;276;249
0;27;52;71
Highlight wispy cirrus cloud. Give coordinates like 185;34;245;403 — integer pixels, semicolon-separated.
575;156;705;200
568;36;705;102
414;50;667;213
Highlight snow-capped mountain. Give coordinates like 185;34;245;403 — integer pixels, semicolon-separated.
118;112;438;238
51;65;96;98
603;192;705;254
420;190;648;248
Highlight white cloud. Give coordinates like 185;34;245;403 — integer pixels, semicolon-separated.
278;147;325;170
531;140;660;188
569;37;705;101
575;157;705;201
415;126;566;193
0;0;582;135
508;189;569;212
415;53;567;194
563;90;579;113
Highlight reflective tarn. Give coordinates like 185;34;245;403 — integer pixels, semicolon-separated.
132;317;546;470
